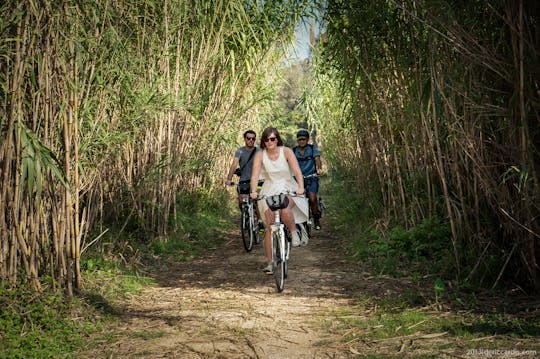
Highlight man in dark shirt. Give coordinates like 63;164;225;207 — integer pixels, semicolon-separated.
293;129;323;230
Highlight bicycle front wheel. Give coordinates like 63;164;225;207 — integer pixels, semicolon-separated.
249;206;259;246
273;231;285;292
241;207;253;252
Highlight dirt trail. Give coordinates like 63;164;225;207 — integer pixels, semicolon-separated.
79;220;540;359
86;226;359;358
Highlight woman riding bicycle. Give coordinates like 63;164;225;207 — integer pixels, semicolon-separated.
249;127;308;274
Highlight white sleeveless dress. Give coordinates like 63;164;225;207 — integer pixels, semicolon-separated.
258;147;309;224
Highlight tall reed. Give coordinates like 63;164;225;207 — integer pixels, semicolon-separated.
0;0;308;293
314;0;540;291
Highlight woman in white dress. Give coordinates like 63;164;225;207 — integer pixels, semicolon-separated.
249;127;309;274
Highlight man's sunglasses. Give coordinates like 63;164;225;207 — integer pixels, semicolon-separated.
297;137;308;141
245;136;256;141
263;137;277;143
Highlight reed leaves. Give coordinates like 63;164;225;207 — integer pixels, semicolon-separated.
315;0;540;291
1;0;308;292
17;121;68;203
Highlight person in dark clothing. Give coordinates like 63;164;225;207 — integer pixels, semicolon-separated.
293;129;323;230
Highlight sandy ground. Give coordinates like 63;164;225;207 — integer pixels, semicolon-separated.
82;224;360;358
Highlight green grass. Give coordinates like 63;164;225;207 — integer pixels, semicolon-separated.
321;173;540;354
81;254;154;301
148;188;235;261
324;294;540;354
0;285;102;359
0;187;236;358
11;256;155;357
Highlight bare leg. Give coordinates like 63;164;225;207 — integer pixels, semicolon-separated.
237;194;245;211
308;191;321;229
280;197;297;235
308;192;318;216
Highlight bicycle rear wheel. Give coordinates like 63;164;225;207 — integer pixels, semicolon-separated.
318;197;326;218
304;217;312;238
241;207;253;252
272;231;285;292
256;224;264;244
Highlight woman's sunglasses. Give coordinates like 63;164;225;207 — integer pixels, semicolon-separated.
263;137;277;143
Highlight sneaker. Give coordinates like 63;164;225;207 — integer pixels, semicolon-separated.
263;264;273;275
291;231;301;247
314;218;321;231
300;225;309;246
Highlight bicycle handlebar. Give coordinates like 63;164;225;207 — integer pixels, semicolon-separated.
303;173;323;179
254;191;306;201
229;180;264;186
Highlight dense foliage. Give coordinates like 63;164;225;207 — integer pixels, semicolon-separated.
0;0;311;293
314;0;540;291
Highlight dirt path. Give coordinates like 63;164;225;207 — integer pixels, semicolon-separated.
79;220;540;359
86;226;359;358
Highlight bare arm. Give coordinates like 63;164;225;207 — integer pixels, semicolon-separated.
284;147;304;195
224;157;240;186
250;151;263;199
315;156;323;175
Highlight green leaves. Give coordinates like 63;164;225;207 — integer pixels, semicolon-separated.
16;121;68;203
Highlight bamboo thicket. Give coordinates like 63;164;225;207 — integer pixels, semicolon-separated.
0;0;307;292
315;0;540;291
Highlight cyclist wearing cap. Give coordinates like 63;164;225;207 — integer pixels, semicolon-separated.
293;129;323;230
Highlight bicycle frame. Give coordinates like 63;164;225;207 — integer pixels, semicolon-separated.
269;203;289;292
257;191;305;292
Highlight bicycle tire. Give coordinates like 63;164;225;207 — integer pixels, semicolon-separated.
256;225;264;244
249;205;259;246
284;229;291;279
248;206;258;248
305;218;312;238
273;231;285;292
241;207;253;252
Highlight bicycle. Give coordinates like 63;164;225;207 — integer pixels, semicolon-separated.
303;173;326;236
231;180;264;252
257;191;305;292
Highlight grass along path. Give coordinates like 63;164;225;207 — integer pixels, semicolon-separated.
77;217;540;358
